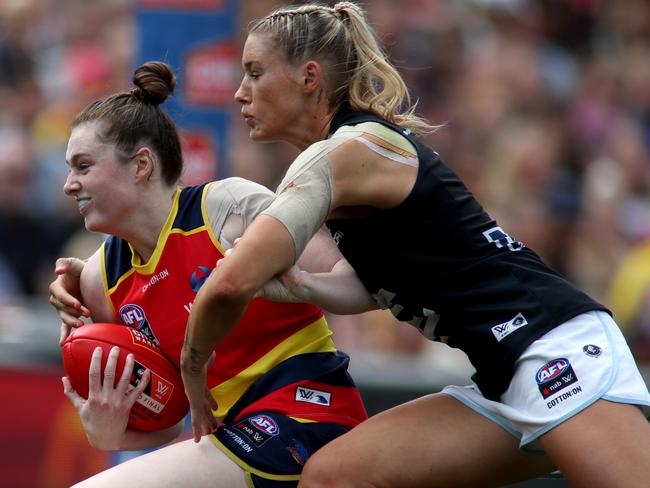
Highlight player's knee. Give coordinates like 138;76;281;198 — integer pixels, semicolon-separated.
300;447;365;488
300;458;341;487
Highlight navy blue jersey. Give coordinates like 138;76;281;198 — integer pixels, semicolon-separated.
326;107;607;400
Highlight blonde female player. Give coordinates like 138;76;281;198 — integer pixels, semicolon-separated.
51;60;369;488
180;3;650;488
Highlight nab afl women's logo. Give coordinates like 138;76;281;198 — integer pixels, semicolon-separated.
120;304;147;329
119;304;159;345
535;357;579;399
249;414;280;436
536;358;569;384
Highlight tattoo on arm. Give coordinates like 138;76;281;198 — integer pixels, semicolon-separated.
183;326;205;374
189;347;204;374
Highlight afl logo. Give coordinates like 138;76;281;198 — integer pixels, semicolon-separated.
190;265;212;292
536;358;570;384
120;304;148;329
249;414;280;436
119;304;159;345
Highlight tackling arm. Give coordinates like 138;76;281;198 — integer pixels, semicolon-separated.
260;226;378;314
181;213;295;441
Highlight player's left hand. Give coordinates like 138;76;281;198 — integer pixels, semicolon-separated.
180;351;220;443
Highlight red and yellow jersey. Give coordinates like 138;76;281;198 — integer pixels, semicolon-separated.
101;183;366;427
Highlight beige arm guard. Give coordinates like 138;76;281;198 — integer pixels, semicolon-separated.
205;177;275;248
261;141;335;259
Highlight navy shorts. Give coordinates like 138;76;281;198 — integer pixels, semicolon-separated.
211;411;348;487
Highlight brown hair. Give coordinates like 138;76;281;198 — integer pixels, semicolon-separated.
249;2;435;134
71;61;183;185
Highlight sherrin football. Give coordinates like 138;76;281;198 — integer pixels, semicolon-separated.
61;323;189;431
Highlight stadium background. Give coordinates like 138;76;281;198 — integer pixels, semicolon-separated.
1;0;649;486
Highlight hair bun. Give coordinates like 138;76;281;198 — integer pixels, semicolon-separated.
131;61;176;105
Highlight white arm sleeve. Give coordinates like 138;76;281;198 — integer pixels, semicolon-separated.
205;178;275;248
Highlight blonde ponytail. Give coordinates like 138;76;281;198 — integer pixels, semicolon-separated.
250;2;436;134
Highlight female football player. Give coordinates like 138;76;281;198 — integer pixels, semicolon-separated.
180;3;650;487
54;60;368;488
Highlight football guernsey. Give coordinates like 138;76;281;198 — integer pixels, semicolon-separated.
325;107;608;401
101;181;367;486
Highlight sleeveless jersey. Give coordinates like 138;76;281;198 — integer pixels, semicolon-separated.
102;183;366;427
326;107;608;400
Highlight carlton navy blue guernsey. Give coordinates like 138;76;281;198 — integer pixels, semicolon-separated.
326;107;608;400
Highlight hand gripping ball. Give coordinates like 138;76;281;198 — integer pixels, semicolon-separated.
62;323;189;431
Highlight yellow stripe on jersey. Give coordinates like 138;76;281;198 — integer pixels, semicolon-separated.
104;187;218;292
102;243;137;298
289;416;318;423
210;437;301;483
100;243;119;317
200;182;227;254
168;226;207;237
209;316;335;420
127;188;183;272
103;187;214;295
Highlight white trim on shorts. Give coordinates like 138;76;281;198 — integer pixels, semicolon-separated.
442;310;650;453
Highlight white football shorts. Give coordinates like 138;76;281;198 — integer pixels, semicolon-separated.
442;310;650;452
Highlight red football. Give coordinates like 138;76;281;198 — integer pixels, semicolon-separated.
61;323;189;431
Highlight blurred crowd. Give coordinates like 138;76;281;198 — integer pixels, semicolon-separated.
2;0;650;364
